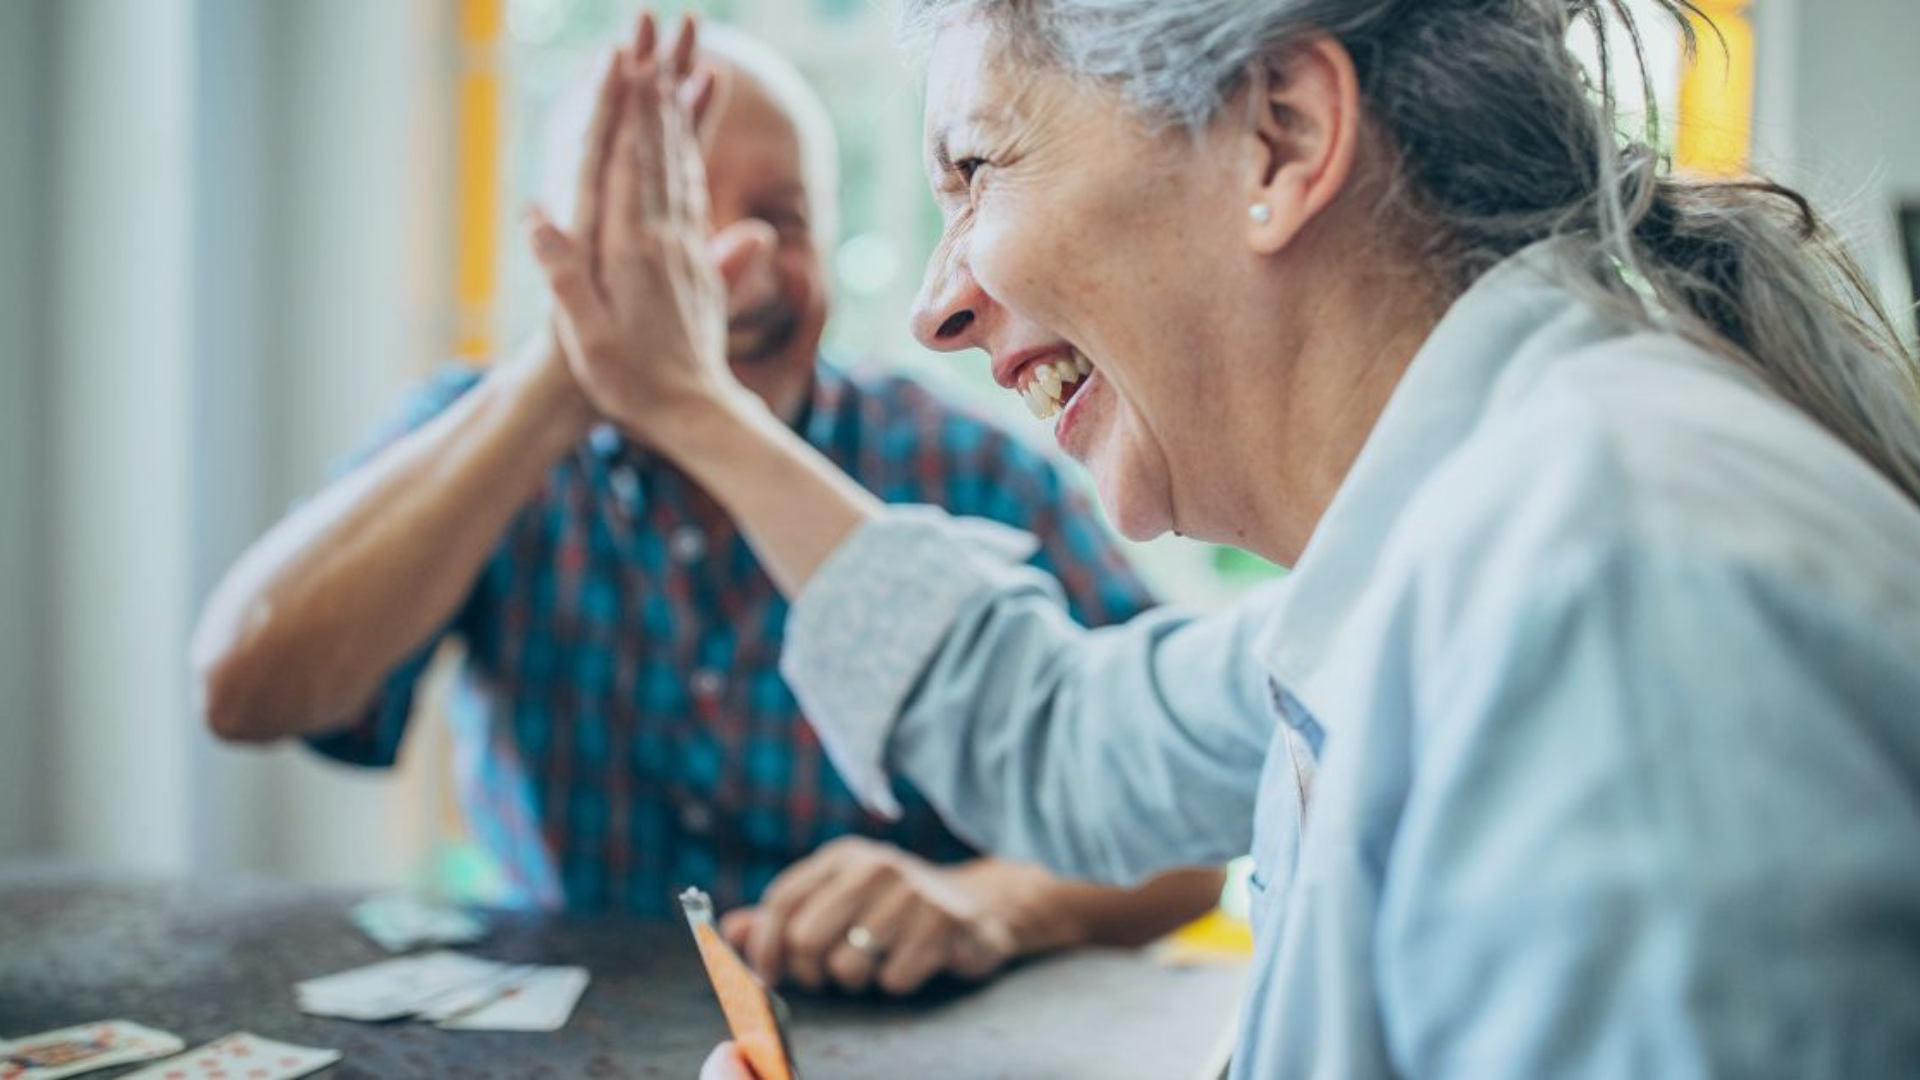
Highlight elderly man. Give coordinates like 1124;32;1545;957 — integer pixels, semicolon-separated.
191;24;1220;996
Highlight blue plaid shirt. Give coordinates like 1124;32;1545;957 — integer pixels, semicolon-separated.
307;360;1155;914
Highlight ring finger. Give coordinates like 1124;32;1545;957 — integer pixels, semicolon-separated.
823;882;920;993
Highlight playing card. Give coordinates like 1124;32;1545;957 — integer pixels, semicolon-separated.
434;966;590;1032
0;1020;184;1080
411;964;536;1024
348;891;487;953
295;951;511;1021
115;1033;338;1080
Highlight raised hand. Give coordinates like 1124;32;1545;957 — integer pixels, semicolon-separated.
525;12;747;446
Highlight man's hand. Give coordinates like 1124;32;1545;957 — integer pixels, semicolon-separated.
721;837;1065;997
526;12;753;445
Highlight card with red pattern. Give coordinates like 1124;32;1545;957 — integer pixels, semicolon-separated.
0;1020;184;1079
116;1032;338;1080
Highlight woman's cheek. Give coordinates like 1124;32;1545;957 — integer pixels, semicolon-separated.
968;203;1061;315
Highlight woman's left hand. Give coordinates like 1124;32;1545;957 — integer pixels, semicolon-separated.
526;11;747;448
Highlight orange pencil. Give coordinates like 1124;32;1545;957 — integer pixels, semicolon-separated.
680;887;800;1080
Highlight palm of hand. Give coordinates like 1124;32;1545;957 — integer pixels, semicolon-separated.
528;13;741;444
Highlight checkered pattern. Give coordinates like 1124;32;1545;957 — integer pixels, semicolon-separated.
307;360;1156;914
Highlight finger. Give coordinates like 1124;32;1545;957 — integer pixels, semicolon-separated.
781;861;896;991
821;875;916;993
570;50;627;249
850;873;922;952
745;854;844;981
710;219;779;317
664;76;710;226
668;11;698;81
947;920;1015;981
684;64;726;147
630;9;656;61
877;903;956;997
524;207;602;322
823;940;877;994
608;50;671;239
719;907;757;952
656;17;704;226
700;1042;758;1080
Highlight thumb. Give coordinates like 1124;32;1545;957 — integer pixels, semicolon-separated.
700;1042;760;1080
523;207;600;320
709;219;780;317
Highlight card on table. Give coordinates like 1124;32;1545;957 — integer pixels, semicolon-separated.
115;1033;338;1080
294;950;509;1021
434;966;590;1032
348;891;487;953
0;1020;184;1080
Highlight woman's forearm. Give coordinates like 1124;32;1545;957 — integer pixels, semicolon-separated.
653;391;882;599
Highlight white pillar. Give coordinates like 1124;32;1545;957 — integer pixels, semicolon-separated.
0;0;51;857
45;0;199;872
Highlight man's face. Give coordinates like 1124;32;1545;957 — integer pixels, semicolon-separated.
701;64;832;422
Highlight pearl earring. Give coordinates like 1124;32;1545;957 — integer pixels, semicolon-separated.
1249;203;1272;224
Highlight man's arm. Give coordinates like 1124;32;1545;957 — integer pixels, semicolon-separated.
723;837;1224;996
191;345;595;742
194;49;641;744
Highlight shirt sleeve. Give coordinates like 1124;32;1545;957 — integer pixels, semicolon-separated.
1378;547;1920;1077
304;365;487;770
781;505;1281;885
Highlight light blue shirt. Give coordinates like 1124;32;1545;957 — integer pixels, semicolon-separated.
781;247;1920;1076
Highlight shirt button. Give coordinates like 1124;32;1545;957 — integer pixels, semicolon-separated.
609;464;641;507
680;802;714;836
690;668;725;698
669;525;706;564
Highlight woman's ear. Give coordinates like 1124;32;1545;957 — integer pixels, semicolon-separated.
1242;34;1362;255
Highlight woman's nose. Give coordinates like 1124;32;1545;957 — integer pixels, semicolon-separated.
910;235;986;353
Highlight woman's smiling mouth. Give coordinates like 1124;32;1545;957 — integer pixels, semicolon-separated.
1014;350;1093;419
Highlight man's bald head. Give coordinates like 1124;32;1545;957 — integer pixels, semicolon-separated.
539;24;840;422
540;24;839;244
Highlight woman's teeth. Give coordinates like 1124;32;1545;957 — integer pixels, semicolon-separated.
1020;352;1093;419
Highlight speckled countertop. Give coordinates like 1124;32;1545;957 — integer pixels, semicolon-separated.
0;863;1245;1079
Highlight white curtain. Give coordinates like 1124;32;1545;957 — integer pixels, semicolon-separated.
0;0;454;888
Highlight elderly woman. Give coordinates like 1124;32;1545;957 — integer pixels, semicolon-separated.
530;2;1920;1076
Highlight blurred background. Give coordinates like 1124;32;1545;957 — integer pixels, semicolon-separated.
0;0;1914;898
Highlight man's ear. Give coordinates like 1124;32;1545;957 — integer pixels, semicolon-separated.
1241;34;1362;255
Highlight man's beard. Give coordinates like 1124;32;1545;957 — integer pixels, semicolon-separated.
726;301;801;365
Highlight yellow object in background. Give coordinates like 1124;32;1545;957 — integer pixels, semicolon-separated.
455;0;503;360
1157;909;1257;967
1676;0;1755;177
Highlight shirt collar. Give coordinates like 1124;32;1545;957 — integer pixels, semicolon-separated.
1251;241;1594;704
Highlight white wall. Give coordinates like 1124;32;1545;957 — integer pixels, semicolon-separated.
1754;0;1920;317
0;0;48;857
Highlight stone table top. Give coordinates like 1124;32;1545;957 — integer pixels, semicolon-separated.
0;863;1246;1078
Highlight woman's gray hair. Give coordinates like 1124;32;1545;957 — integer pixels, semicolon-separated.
900;0;1920;507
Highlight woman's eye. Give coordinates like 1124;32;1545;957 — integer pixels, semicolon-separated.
955;157;987;187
